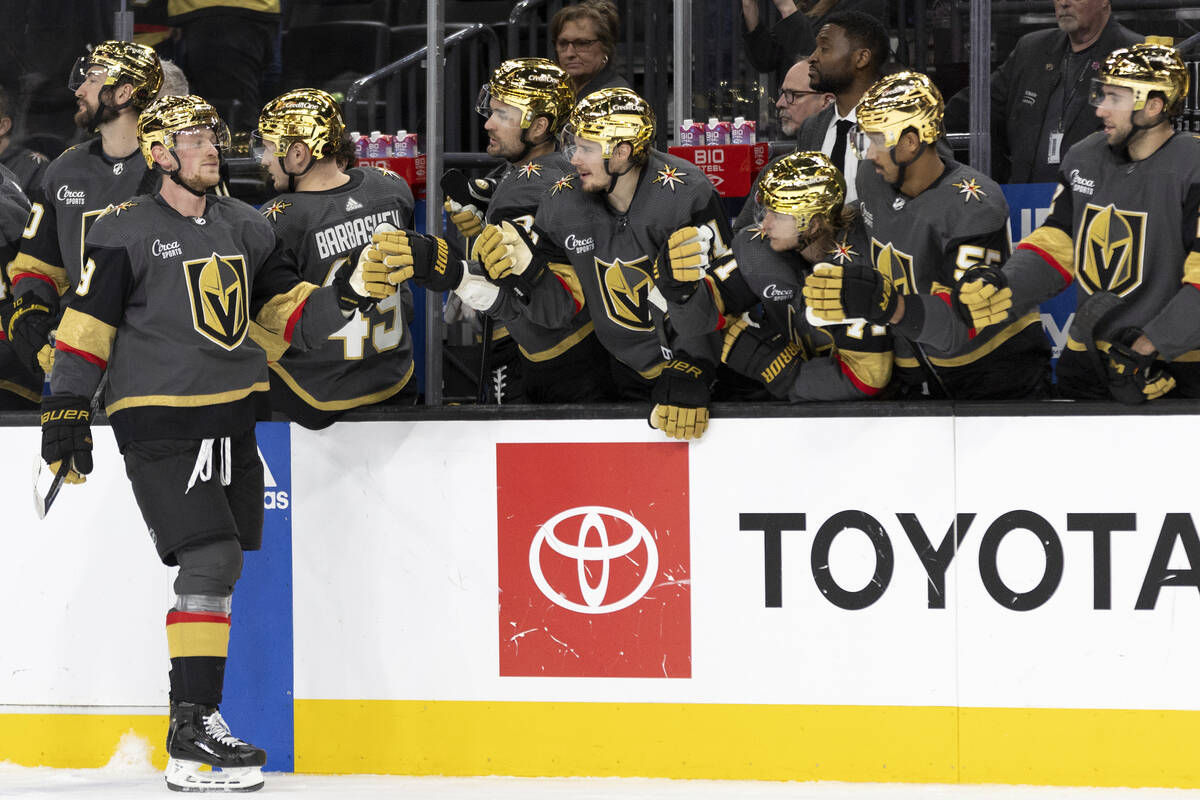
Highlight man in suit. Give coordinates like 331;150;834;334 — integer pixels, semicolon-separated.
944;0;1140;183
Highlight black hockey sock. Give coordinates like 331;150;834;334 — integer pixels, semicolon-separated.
166;607;230;706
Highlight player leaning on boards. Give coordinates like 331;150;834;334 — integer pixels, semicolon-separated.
38;94;395;793
717;151;893;400
959;42;1200;404
4;41;162;391
439;57;614;403
369;88;730;438
802;70;1051;400
254;88;418;428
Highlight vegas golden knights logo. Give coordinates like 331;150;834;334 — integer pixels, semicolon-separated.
184;252;249;350
870;239;914;294
1077;203;1146;296
596;256;654;331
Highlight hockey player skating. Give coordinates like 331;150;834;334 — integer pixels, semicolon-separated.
4;42;163;387
254;88;417;428
438;57;615;403
719;151;892;399
959;43;1200;403
802;70;1051;399
38;94;394;792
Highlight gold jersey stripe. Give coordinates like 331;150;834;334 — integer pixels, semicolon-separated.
837;348;892;392
547;262;586;308
894;311;1041;369
56;308;117;364
105;381;269;415
268;359;414;410
1065;337;1200;362
0;380;40;402
518;321;595;362
1182;251;1200;285
7;253;69;296
166;621;230;659
255;281;318;337
248;320;289;362
1019;226;1076;280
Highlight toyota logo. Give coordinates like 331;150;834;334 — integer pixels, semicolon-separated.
528;505;659;614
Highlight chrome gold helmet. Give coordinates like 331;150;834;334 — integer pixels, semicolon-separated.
756;151;845;231
69;40;163;109
257;88;346;160
138;94;230;168
561;88;655;159
476;58;573;133
1090;43;1189;116
855;70;944;149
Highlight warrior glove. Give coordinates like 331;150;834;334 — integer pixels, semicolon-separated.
472;220;546;302
1106;328;1175;404
649;357;714;441
4;293;57;378
954;265;1012;330
369;230;463;293
41;394;93;485
720;318;804;398
803;263;897;325
651;225;712;304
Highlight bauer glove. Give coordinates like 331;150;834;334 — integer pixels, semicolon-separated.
41;394;93;484
649;357;714;441
1106;329;1175;404
4;293;57;379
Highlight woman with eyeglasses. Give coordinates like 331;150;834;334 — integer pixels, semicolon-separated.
550;0;631;98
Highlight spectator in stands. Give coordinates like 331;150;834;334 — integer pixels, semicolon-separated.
944;0;1140;183
740;0;815;89
797;10;888;202
0;86;49;192
551;0;630;98
167;0;280;131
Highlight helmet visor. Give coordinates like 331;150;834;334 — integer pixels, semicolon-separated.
249;130;271;160
849;125;886;160
559;123;605;160
174;122;232;154
68;57;112;92
475;83;493;120
1089;79;1137;110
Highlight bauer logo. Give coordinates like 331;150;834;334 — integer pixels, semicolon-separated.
497;442;691;678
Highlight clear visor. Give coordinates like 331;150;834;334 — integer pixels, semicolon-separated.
249;130;273;160
849;125;886;160
475;84;493;119
67;57;112;91
559;124;604;160
1088;79;1136;110
757;207;800;242
173;123;232;154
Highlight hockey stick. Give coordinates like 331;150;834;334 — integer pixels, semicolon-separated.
33;372;107;520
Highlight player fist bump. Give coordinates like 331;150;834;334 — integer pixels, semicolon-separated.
803;263;897;325
471;221;544;302
369;229;462;293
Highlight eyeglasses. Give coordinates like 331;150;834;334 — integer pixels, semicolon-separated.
776;89;823;105
556;37;599;51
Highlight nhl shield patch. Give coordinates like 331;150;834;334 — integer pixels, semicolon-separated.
184;252;250;350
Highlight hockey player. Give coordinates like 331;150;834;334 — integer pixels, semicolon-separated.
720;151;892;400
0;165;35;409
802;70;1051;399
38;94;392;793
958;43;1199;403
440;57;614;403
254;88;417;428
4;41;163;386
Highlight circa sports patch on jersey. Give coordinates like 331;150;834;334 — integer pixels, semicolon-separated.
550;174;574;194
496;441;692;679
517;162;543;179
652;164;686;190
261;199;291;220
952;177;988;202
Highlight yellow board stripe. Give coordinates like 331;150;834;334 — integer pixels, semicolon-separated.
0;713;167;769
165;621;231;659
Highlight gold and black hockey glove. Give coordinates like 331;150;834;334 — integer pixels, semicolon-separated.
651;226;712;304
649;357;714;441
472;220;546;303
721;318;804;399
370;230;463;293
332;251;378;313
4;293;57;379
954;265;1012;330
40;394;93;485
802;263;897;325
1106;329;1175;404
440;169;495;240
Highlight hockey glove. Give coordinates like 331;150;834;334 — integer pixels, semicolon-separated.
1106;328;1175;404
720;318;804;399
4;293;57;378
40;394;93;484
954;265;1012;330
441;170;496;240
370;230;463;293
332;248;379;313
802;263;897;325
454;259;501;312
651;226;712;304
472;220;545;302
649;357;714;441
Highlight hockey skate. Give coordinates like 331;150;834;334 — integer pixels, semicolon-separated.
165;702;266;793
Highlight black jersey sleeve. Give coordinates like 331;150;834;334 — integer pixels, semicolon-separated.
1142;183;1200;359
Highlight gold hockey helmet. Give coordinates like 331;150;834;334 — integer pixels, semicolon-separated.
476;58;574;133
561;88;655;158
138;94;231;168
1091;43;1189;115
257;88;346;160
756;151;846;231
69;40;163;109
855;70;944;150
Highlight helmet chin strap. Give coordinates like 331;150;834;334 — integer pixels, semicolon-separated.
280;150;317;192
1109;107;1167;157
602;153;636;194
509;128;535;164
162;150;214;198
82;86;128;132
886;140;927;190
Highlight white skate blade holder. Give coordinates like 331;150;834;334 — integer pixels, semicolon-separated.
165;758;264;793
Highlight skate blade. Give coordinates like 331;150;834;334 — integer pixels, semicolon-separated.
165;758;263;793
